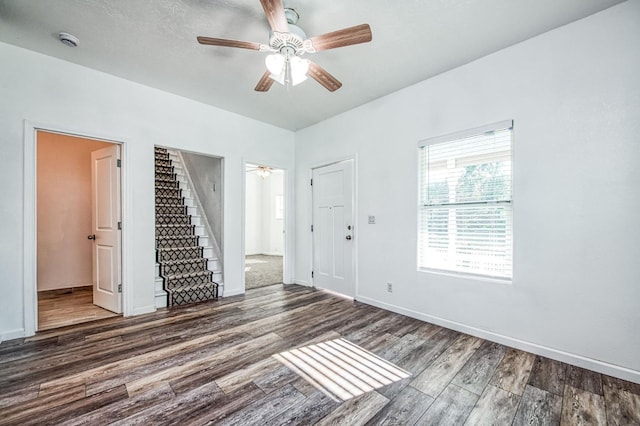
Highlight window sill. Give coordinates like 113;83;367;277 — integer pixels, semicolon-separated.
418;267;512;285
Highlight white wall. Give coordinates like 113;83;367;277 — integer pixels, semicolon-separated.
245;169;284;256
0;42;294;340
245;171;263;255
295;2;640;380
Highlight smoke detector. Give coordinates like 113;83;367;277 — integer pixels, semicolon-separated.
58;32;79;47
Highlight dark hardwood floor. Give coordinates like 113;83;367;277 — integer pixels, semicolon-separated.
0;284;638;425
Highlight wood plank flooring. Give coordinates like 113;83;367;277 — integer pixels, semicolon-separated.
1;284;639;425
38;287;118;331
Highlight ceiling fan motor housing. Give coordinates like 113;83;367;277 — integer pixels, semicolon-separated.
269;24;307;56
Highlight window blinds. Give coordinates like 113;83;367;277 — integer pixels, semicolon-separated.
418;122;513;279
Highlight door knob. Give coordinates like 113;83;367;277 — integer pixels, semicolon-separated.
346;235;352;240
87;234;96;240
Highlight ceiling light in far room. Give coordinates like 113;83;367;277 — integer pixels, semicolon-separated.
58;32;79;47
255;166;272;178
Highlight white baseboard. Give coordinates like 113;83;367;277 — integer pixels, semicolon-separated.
224;288;244;297
1;328;26;343
37;283;93;292
127;305;156;316
155;293;167;309
356;295;640;385
294;280;310;287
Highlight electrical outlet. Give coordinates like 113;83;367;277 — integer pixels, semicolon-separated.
368;215;376;224
387;282;393;292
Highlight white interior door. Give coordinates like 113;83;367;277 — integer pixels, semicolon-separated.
312;160;355;297
90;144;122;313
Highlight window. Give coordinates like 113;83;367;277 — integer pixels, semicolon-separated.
418;121;513;279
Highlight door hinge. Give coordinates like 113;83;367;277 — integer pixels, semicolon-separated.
117;159;121;168
117;221;122;230
310;179;313;186
118;284;122;293
311;271;314;278
311;224;314;232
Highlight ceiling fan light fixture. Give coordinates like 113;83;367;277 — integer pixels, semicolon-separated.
290;56;310;86
255;166;272;178
265;53;285;75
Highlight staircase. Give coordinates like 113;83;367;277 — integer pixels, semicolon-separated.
155;147;219;307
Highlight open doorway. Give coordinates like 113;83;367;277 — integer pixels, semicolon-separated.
245;164;285;289
36;131;122;330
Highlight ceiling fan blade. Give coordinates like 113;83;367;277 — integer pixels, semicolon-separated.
309;24;372;52
308;61;342;92
197;36;261;50
255;70;275;92
259;0;289;33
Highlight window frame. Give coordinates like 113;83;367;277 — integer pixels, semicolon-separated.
417;120;514;282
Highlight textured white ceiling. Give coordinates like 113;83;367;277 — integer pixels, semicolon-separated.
0;0;625;130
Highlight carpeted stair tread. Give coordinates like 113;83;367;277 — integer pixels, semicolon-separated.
155;184;181;190
167;282;217;290
160;258;208;266
156;203;188;208
163;270;212;280
157;246;201;252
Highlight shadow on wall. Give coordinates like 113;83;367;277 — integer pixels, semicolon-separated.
180;151;223;259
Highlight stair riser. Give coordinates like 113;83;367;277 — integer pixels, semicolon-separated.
156;236;199;248
155;188;182;198
159;260;208;276
155;196;184;206
156;225;195;238
157;175;185;185
155;165;174;174
156;205;188;216
167;284;218;307
155;172;176;181
157;247;203;262
156;215;191;225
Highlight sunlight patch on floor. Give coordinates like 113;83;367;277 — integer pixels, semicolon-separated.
274;338;411;402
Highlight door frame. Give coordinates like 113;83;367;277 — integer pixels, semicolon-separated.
23;120;131;336
309;155;358;298
240;158;294;295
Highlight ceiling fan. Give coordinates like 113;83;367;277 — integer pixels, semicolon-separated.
197;0;372;92
246;164;274;178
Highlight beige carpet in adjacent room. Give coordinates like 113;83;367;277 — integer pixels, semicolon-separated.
245;254;283;289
